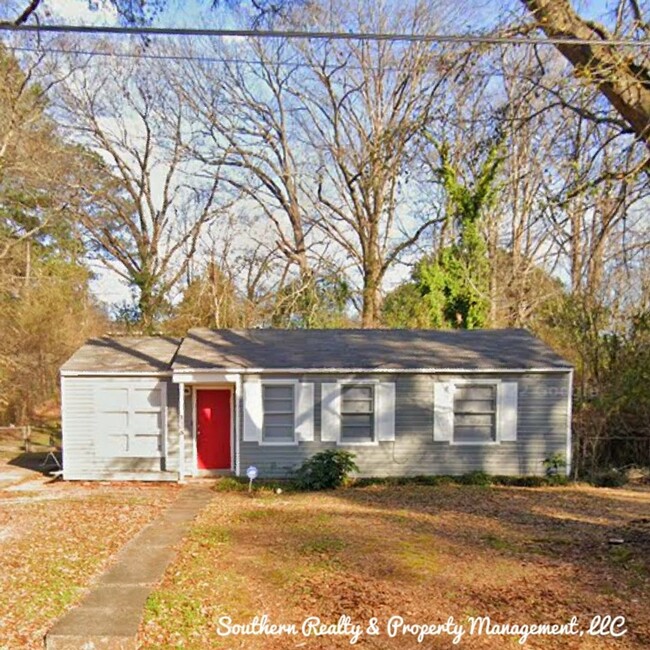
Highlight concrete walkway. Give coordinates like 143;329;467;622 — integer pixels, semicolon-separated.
45;485;214;650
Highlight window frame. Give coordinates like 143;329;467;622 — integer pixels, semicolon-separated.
449;379;501;446
260;380;299;446
338;381;378;446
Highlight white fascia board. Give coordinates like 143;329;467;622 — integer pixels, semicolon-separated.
60;370;172;378
171;372;240;384
172;367;572;375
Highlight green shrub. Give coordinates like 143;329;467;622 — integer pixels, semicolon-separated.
213;477;248;492
212;477;299;493
457;471;492;486
545;474;569;486
295;450;359;491
350;473;568;489
592;469;628;488
542;453;567;476
412;475;455;486
491;475;545;487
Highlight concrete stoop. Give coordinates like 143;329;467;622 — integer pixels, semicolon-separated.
45;486;214;650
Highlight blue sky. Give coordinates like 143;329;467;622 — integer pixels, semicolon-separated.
37;0;618;29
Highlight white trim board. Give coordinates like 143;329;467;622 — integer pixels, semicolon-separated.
173;367;572;376
64;368;573;378
61;370;172;377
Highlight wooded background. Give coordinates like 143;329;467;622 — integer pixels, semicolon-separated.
1;0;648;477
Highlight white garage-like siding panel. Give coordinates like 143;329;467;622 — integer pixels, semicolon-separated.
61;376;177;480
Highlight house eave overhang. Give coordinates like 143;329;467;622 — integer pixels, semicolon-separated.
171;366;572;377
61;369;172;378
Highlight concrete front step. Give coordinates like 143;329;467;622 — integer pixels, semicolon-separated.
45;486;214;650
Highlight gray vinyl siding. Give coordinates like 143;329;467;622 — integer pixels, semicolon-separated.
61;375;179;481
239;372;570;479
61;370;570;481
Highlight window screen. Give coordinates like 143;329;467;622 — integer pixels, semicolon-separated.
453;384;497;443
262;384;295;442
340;385;374;443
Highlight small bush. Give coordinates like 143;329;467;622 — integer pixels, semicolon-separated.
545;474;569;486
212;477;299;493
295;450;359;491
350;473;568;489
457;471;492;486
213;477;248;492
542;453;567;476
412;475;455;486
592;469;628;488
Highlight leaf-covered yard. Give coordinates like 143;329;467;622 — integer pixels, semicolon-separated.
140;484;650;649
0;478;180;649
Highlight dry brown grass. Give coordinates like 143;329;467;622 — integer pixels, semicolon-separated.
140;484;650;650
0;481;180;649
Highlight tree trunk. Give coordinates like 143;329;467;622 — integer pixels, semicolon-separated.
521;0;650;148
361;267;382;328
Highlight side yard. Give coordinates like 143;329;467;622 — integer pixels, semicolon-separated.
140;483;650;649
0;470;180;649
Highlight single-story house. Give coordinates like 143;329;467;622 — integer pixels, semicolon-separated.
59;328;573;481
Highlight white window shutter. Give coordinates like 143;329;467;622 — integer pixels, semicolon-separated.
320;382;340;442
295;382;315;442
498;382;518;442
243;379;263;442
433;382;454;442
376;383;396;442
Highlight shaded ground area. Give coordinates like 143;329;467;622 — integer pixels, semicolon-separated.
0;460;180;649
140;484;650;649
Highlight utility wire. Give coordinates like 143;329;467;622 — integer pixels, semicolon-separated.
1;22;649;47
3;44;516;77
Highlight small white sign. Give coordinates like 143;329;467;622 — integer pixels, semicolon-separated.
246;466;258;480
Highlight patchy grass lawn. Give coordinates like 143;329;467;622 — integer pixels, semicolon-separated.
140;484;650;649
0;479;180;649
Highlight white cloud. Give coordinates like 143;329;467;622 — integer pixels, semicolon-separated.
42;0;119;25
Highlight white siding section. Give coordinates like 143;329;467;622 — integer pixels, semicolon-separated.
61;376;176;480
376;383;396;442
94;379;165;458
295;382;315;442
498;382;518;442
320;382;340;442
433;382;454;441
243;379;263;442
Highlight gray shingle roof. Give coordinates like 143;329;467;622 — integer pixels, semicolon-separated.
62;329;571;373
172;328;570;371
61;336;181;373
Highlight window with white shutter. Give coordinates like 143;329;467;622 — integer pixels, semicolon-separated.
433;380;519;445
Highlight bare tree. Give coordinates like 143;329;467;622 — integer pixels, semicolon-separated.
520;0;650;148
289;0;459;326
56;52;221;332
175;37;320;286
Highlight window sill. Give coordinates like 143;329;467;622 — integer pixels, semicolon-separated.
337;440;379;447
449;441;501;446
258;440;299;447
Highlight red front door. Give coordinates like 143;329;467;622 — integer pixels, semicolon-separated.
196;389;231;470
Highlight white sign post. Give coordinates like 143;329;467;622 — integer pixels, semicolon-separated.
246;465;258;492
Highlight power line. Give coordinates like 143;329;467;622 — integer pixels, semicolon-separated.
1;21;649;47
3;44;514;78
